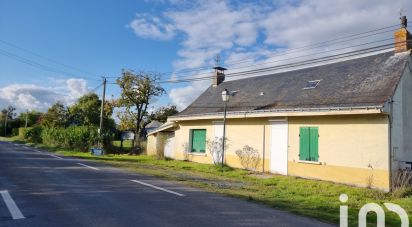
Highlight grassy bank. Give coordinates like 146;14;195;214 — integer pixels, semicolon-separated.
1;136;411;226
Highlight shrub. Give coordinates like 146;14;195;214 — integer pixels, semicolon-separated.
41;126;98;151
392;169;412;198
12;128;19;136
21;126;43;143
235;145;261;171
206;137;229;165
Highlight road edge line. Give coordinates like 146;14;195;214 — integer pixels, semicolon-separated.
130;180;185;197
0;190;25;220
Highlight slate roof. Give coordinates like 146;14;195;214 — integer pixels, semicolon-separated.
175;51;410;117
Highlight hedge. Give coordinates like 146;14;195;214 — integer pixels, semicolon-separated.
41;126;99;152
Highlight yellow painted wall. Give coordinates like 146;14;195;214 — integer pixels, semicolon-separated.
288;114;390;190
153;114;390;190
146;134;157;156
173;119;271;172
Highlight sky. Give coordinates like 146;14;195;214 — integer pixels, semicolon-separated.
0;0;411;114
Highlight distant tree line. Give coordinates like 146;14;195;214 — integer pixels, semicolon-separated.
1;69;179;154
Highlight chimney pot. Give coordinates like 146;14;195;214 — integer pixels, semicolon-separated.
394;16;411;53
401;16;407;28
212;66;227;87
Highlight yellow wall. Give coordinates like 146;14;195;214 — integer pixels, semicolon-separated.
287;114;390;190
154;114;390;190
146;134;157;156
173;119;271;172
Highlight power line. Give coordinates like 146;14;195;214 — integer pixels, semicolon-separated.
157;43;396;83
0;39;98;77
158;37;394;81
89;82;104;93
155;24;399;76
0;48;100;81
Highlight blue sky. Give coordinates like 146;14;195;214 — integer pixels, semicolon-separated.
0;0;179;110
0;0;411;113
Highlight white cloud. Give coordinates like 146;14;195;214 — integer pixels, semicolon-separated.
169;80;210;110
132;0;412;110
66;78;88;104
0;78;90;112
129;13;176;40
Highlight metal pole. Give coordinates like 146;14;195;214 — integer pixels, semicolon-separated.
4;110;8;137
221;102;227;168
99;77;107;137
25;110;28;128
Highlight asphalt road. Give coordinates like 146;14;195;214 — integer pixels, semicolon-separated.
0;141;335;227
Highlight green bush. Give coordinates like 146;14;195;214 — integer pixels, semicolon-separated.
12;128;19;136
41;126;98;151
21;126;43;143
18;127;26;139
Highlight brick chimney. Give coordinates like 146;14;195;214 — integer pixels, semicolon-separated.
394;16;412;53
212;66;227;87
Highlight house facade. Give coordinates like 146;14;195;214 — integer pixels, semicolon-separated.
147;24;412;191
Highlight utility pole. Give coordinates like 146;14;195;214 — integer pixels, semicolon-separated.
25;110;28;128
98;77;107;137
4;110;8;137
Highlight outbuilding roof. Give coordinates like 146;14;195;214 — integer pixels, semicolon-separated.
174;51;410;117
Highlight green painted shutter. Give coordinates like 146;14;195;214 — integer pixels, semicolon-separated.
309;127;319;161
299;127;310;161
191;129;206;153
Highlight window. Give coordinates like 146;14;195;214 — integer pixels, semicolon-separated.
191;129;206;153
299;127;319;161
303;80;320;89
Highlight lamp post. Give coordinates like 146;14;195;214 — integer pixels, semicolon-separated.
221;89;230;168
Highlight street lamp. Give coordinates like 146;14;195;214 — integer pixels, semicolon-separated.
221;89;230;168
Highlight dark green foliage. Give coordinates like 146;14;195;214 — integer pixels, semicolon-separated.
41;126;98;151
18;111;42;127
150;105;178;123
22;126;43;143
40;102;69;127
68;93;101;126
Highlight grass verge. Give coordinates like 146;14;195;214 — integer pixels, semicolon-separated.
1;136;411;226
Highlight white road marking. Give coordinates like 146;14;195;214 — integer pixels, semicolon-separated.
77;163;99;170
35;150;42;153
48;154;63;159
0;190;25;220
130;180;185;197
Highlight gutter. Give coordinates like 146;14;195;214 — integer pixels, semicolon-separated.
170;105;384;121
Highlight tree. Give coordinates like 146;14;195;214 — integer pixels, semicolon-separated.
1;106;17;136
116;70;165;152
69;93;102;126
40;102;69;127
150;105;178;123
18;110;42;127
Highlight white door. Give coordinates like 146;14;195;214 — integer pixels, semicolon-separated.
163;132;175;158
270;121;288;175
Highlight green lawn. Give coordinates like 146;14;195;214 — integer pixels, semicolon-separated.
112;140;133;148
1;136;411;226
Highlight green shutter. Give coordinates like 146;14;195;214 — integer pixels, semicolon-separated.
191;129;206;153
299;127;310;161
309;127;319;161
